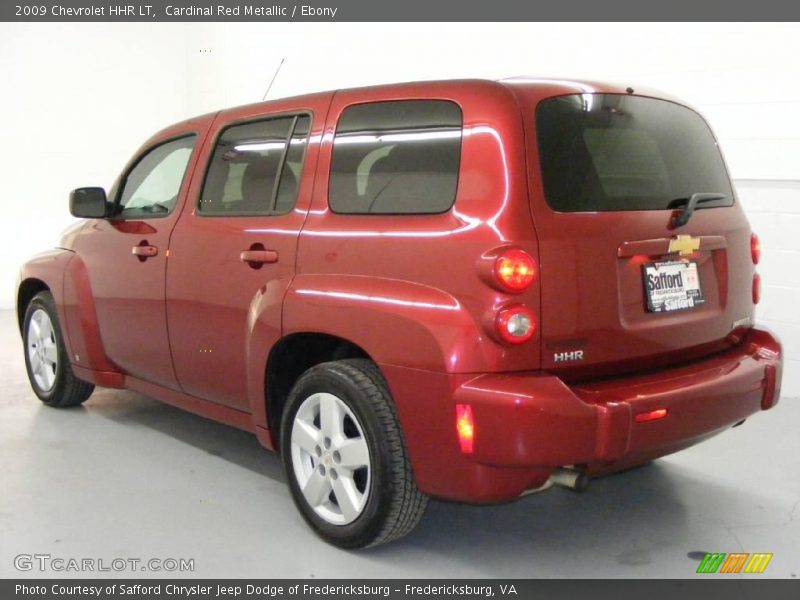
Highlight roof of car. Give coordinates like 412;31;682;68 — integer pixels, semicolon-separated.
156;77;687;141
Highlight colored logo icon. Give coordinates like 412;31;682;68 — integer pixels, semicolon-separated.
696;552;773;574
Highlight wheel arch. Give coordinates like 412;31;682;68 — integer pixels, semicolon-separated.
16;249;74;348
17;278;50;333
265;332;372;444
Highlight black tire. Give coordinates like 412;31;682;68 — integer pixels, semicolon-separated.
280;359;427;548
23;291;94;408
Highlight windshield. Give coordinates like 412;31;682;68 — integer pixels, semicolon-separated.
535;94;734;212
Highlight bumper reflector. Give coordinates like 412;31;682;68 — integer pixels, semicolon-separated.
762;364;777;410
634;408;668;423
455;404;475;454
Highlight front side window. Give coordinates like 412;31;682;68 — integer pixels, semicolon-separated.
536;94;734;212
117;135;196;218
199;115;310;215
329;100;462;214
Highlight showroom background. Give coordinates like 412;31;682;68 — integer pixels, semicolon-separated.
0;22;797;395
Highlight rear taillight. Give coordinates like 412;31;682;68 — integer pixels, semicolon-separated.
481;247;538;346
455;404;475;454
753;273;761;304
495;305;535;344
493;249;536;292
751;233;761;265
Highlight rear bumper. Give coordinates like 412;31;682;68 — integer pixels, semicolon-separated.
384;327;782;503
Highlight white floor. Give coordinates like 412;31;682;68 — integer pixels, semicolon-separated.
1;309;797;579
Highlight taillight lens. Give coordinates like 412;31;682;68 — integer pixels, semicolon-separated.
753;273;761;304
495;305;535;344
494;249;536;292
751;233;761;265
455;404;475;454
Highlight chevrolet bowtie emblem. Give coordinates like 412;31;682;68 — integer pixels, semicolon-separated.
669;235;700;256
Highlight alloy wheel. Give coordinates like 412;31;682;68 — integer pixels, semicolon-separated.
27;308;58;392
290;392;371;525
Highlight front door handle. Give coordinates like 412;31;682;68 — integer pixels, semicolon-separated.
240;249;279;265
132;243;158;260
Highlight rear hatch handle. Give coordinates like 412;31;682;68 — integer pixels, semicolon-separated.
670;192;728;228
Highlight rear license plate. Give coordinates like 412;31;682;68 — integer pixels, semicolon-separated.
643;260;705;313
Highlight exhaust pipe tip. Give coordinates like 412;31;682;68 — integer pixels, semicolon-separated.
573;472;590;493
549;467;590;493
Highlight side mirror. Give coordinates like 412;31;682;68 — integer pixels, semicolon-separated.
70;187;108;218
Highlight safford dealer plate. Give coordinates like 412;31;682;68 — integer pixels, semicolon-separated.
643;260;705;313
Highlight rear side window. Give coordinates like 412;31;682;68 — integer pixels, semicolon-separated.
329;100;462;214
536;94;734;212
200;115;310;215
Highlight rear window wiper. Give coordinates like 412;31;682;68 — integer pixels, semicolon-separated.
669;192;727;227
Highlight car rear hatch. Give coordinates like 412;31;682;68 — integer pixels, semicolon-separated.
524;90;756;379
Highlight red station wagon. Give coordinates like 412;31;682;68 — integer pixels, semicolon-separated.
17;79;783;547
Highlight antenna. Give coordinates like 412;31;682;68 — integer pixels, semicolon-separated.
262;57;286;101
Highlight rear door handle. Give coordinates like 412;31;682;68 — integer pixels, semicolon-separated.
240;249;279;264
132;244;158;258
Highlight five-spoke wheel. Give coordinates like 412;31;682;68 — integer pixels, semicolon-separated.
290;392;371;525
281;359;428;548
26;308;59;392
23;291;94;407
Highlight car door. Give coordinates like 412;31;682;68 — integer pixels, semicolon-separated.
72;121;210;390
166;96;327;412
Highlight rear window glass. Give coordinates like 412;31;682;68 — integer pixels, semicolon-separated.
536;94;734;212
329;100;462;214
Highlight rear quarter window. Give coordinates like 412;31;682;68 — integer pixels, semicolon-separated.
329;100;462;214
536;94;734;212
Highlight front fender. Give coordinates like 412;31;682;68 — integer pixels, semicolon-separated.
61;253;122;381
17;249;123;385
17;249;74;338
283;274;491;372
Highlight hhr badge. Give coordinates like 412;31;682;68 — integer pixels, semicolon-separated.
554;350;584;362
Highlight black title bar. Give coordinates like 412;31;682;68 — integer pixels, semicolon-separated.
3;0;800;22
4;580;800;600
